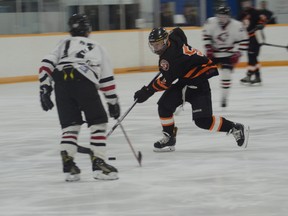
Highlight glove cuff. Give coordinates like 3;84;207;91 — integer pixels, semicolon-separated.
106;95;118;105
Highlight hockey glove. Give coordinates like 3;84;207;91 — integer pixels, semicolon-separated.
134;86;155;103
40;85;54;111
256;24;264;30
230;51;242;65
108;102;120;119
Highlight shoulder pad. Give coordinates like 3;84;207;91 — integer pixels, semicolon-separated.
171;27;187;44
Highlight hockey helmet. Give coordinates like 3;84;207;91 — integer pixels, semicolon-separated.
216;6;231;26
68;14;91;37
148;27;169;55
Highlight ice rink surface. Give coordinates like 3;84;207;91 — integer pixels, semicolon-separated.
0;66;288;216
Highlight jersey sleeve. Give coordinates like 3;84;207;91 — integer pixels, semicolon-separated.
38;40;63;87
202;19;213;49
235;22;249;52
98;45;118;105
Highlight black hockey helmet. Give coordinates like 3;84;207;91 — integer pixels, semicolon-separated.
216;6;231;26
68;14;91;37
148;27;169;55
216;6;231;15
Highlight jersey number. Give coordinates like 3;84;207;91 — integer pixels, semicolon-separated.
61;40;94;59
182;44;204;57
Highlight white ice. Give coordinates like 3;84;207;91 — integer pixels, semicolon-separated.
0;67;288;216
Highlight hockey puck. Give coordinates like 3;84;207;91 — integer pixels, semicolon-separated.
108;157;116;160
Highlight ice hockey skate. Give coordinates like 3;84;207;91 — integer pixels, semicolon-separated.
61;151;81;182
91;154;118;180
229;123;250;148
240;74;252;85
154;127;178;152
250;76;262;85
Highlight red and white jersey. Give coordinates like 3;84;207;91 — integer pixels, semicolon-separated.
203;17;249;58
39;36;117;104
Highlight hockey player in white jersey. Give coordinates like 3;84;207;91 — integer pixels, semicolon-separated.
203;6;249;107
39;14;120;181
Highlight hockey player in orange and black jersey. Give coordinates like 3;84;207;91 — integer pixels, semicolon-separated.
239;0;267;85
134;27;250;152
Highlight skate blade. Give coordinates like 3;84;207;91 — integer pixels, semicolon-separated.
153;146;175;152
250;82;262;86
93;171;119;180
242;126;250;148
65;174;80;182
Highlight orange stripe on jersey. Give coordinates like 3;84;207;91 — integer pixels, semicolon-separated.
184;67;197;78
152;78;169;91
152;83;162;91
156;78;169;90
190;65;217;79
184;59;217;80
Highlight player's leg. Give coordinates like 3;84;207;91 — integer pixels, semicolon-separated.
154;84;183;152
187;80;250;148
219;58;233;107
250;42;262;84
78;81;118;180
240;37;261;85
55;83;83;182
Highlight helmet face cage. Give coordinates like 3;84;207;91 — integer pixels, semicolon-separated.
68;14;91;37
148;27;169;55
216;6;231;26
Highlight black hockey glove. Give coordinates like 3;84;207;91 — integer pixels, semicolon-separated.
40;85;54;111
134;86;155;103
108;102;120;119
256;24;264;30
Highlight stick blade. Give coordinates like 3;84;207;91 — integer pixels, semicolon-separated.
138;151;142;167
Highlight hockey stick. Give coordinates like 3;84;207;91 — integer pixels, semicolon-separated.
119;122;142;167
262;42;288;51
106;71;161;137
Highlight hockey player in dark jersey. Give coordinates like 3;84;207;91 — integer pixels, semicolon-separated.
239;0;266;85
134;27;250;152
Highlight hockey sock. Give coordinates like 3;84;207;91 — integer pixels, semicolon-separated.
90;123;107;159
60;125;81;157
159;115;175;135
195;116;234;132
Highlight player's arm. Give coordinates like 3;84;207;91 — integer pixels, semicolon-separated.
38;47;60;111
98;45;120;119
230;23;249;65
237;23;249;52
202;19;214;59
134;70;177;103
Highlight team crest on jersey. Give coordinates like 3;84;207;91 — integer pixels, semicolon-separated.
217;32;229;42
160;59;169;71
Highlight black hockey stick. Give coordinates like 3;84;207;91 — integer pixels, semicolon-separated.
262;42;288;51
106;71;161;137
119;122;142;166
